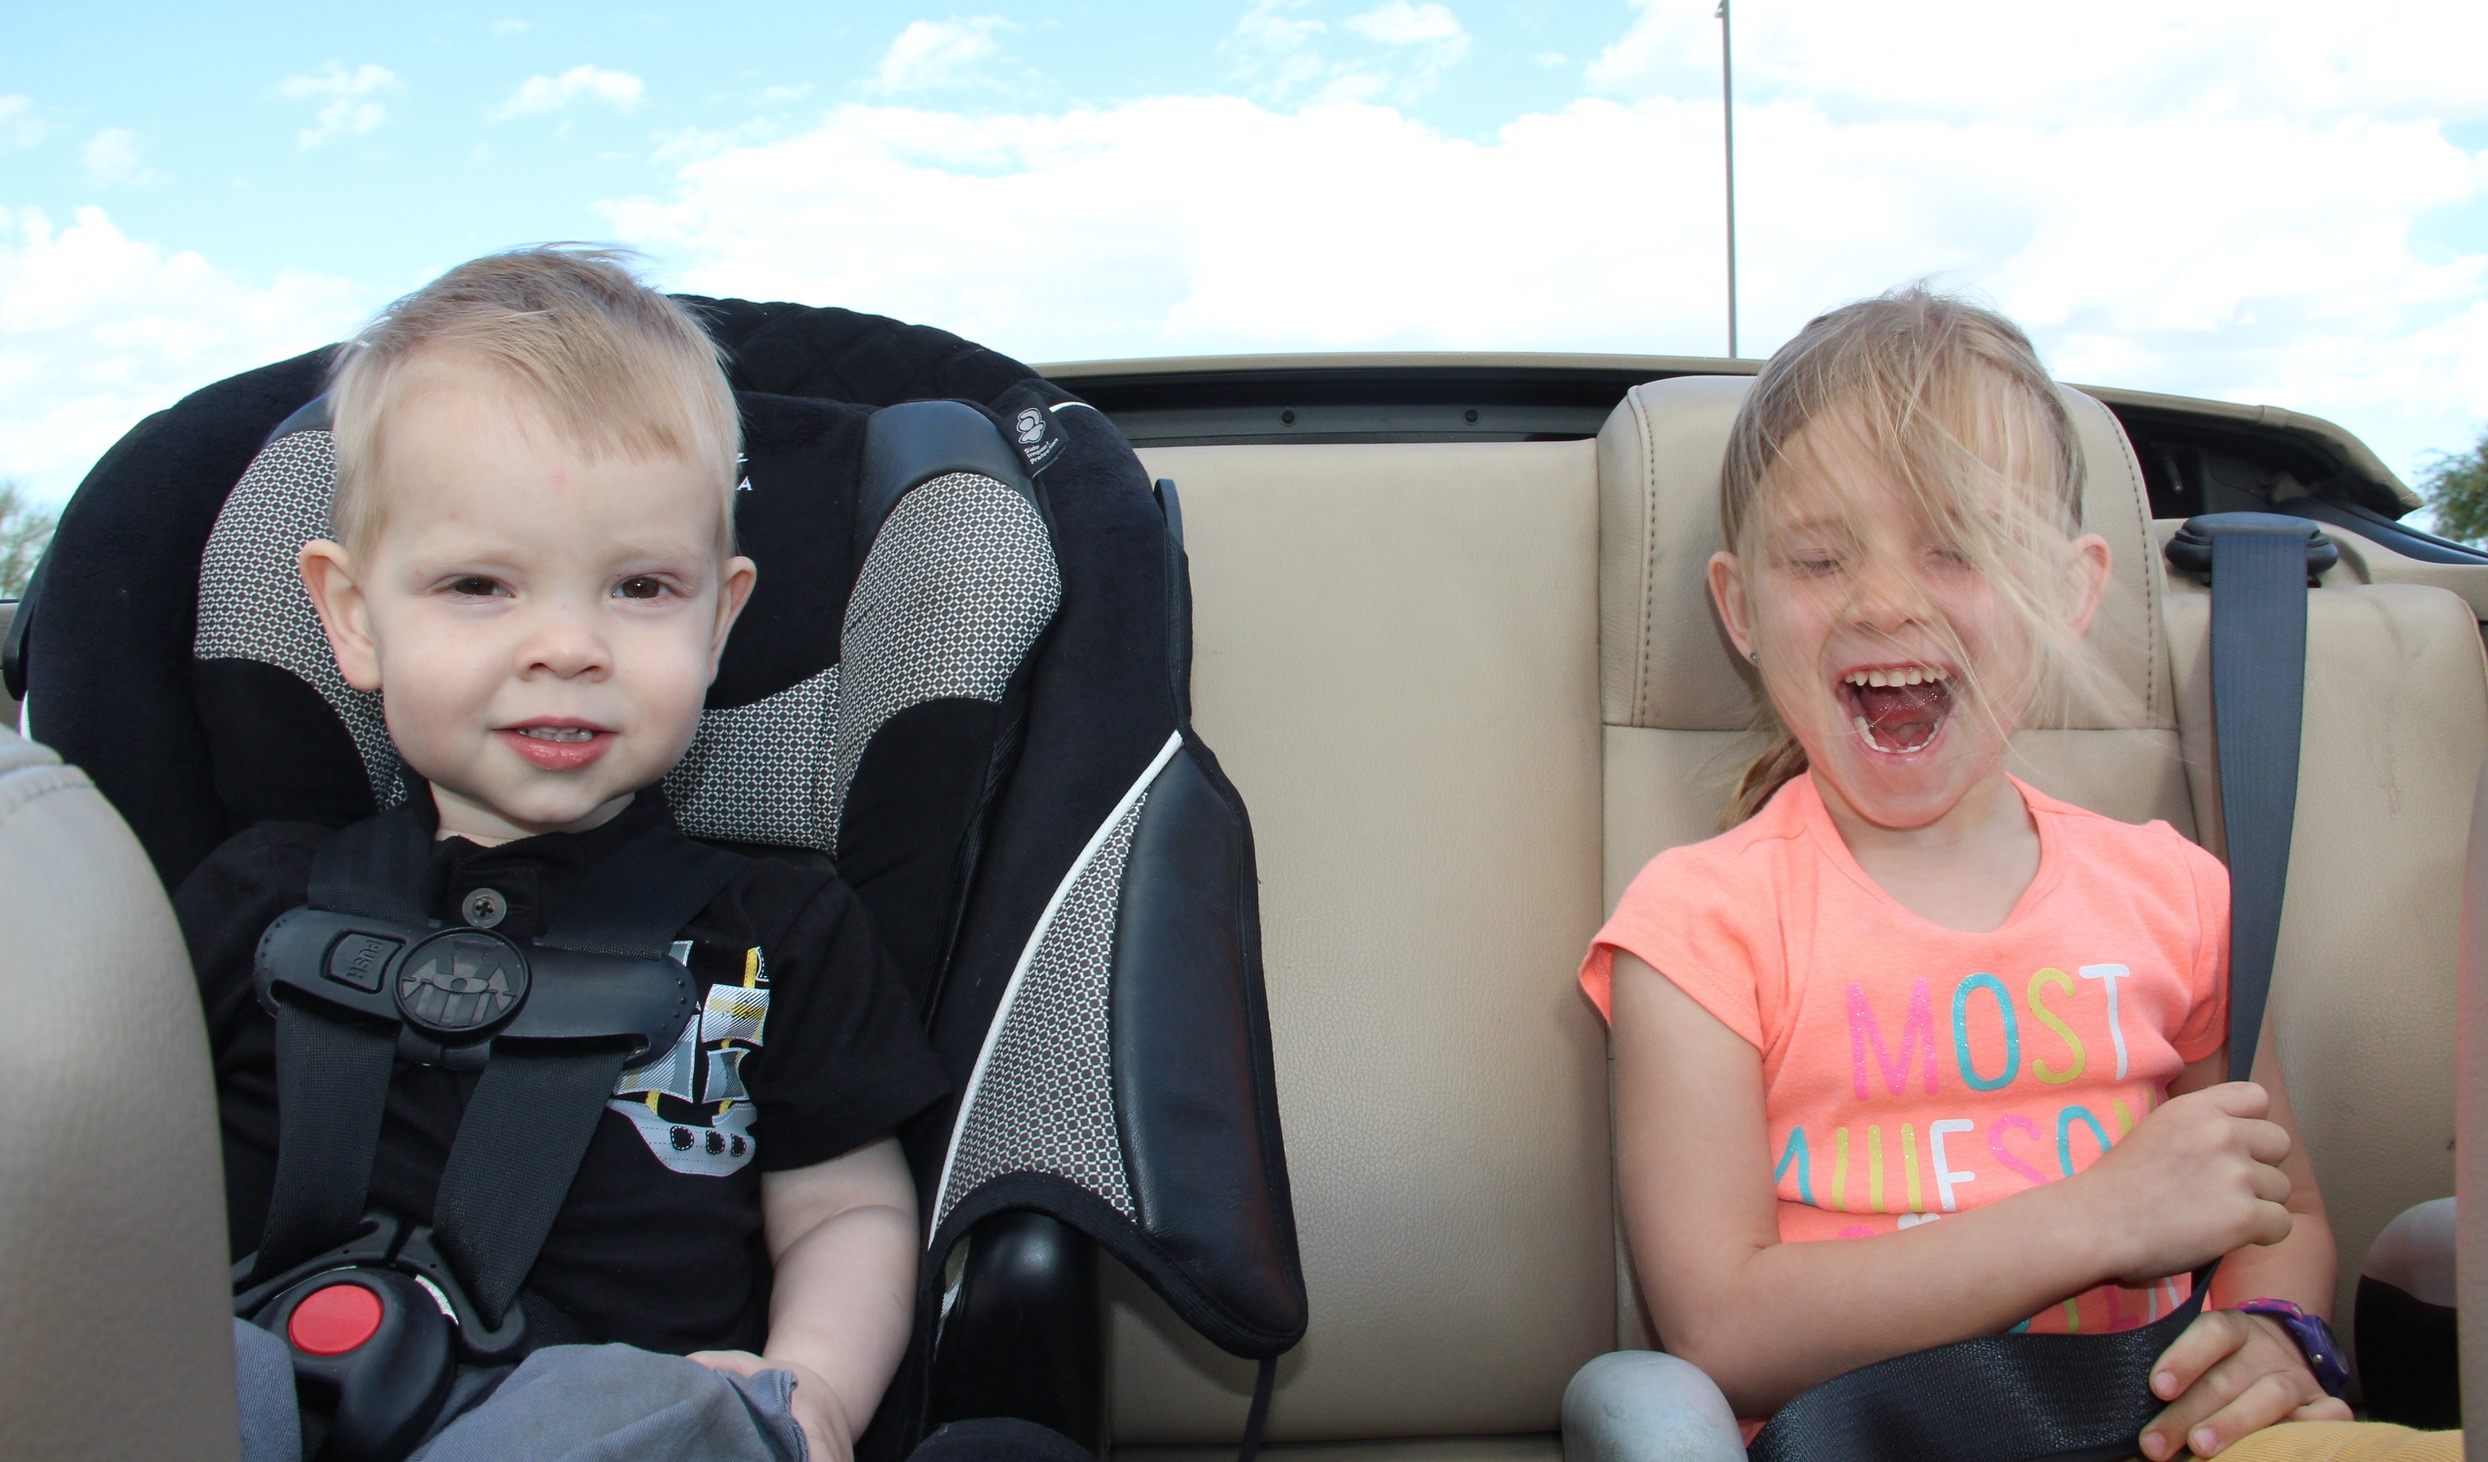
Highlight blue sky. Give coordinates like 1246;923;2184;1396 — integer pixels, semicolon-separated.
5;1;2485;508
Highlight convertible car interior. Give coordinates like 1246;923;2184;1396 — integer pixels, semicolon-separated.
2;325;2484;1459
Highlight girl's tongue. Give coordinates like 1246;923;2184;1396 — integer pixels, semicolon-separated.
1845;677;1952;754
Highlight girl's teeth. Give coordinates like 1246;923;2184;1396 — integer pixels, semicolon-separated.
519;727;594;742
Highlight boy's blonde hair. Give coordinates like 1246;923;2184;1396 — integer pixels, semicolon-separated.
327;244;739;557
1718;284;2126;826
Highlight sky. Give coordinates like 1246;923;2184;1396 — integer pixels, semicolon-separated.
3;1;2484;511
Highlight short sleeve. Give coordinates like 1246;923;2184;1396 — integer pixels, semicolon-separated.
2170;835;2232;1065
727;869;950;1173
1579;840;1779;1052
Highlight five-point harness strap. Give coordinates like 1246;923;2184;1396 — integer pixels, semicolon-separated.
244;798;745;1339
1743;514;2336;1462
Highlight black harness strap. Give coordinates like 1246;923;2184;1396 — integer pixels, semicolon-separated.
1745;514;2333;1462
424;826;746;1329
250;803;434;1282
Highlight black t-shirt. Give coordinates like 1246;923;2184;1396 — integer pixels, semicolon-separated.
176;790;948;1356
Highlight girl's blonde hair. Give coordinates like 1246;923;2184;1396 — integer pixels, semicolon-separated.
327;244;740;557
1718;285;2126;826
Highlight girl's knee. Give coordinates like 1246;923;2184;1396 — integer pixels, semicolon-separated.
1562;1351;1742;1462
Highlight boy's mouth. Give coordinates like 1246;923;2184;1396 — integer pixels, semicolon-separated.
498;720;613;771
1836;665;1954;755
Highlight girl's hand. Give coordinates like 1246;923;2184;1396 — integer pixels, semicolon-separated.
690;1349;850;1462
2082;1082;2294;1284
2136;1310;2351;1459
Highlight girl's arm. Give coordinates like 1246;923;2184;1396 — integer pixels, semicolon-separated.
2138;1018;2348;1460
1613;952;2293;1417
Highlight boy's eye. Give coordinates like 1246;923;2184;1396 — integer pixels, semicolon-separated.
615;576;671;600
1788;555;1840;576
447;576;506;598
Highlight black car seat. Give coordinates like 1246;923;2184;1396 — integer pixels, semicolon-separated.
6;300;1306;1456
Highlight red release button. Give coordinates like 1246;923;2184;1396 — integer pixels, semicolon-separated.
287;1281;384;1355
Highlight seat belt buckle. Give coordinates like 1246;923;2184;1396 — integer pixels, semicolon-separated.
2164;511;2339;586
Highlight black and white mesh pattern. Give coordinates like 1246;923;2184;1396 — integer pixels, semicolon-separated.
934;751;1173;1231
665;666;840;851
193;430;406;808
831;473;1059;846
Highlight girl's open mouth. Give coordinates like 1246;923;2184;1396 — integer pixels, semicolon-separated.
1836;666;1953;755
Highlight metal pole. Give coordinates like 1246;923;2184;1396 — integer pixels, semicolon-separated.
1718;0;1738;359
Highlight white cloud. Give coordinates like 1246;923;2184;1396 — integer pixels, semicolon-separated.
869;17;1015;96
495;65;645;119
0;206;374;506
600;64;2486;484
0;96;44;151
491;18;529;36
1231;0;1470;105
278;62;401;148
1224;1;1328;97
81;129;159;186
1345;2;1467;53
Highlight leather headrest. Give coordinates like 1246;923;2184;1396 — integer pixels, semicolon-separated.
1596;376;2170;733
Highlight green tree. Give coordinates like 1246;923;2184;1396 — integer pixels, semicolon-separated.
0;481;57;599
2420;426;2488;545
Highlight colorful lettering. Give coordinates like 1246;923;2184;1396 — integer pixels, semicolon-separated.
2078;965;2132;1079
1929;1118;1978;1212
1774;1127;1814;1206
1986;1114;2048;1187
1867;1126;1886;1213
2026;968;2086;1084
1850;979;1940;1097
1902;1122;1922;1214
1952;973;2020;1092
2113;1099;2135;1137
2057;1105;2113;1177
1831;1127;1850;1212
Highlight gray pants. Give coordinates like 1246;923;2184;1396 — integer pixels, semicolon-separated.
1561;1351;1746;1462
235;1320;808;1461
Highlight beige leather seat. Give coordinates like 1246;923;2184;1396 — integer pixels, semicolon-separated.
1108;375;2486;1457
0;725;238;1459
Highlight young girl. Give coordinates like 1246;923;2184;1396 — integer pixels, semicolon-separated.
1569;288;2421;1462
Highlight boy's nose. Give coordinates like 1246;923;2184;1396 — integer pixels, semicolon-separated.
516;607;611;679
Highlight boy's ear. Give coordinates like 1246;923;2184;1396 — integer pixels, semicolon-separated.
708;555;758;674
299;539;383;691
1708;550;1758;662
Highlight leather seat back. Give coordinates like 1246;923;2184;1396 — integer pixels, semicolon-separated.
0;727;237;1459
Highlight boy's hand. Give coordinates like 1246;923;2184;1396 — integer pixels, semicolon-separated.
2083;1082;2294;1284
2136;1309;2349;1459
690;1349;852;1462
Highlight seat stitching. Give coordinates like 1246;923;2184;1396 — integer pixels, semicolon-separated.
1636;386;1660;728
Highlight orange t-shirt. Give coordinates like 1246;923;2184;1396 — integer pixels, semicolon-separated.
1583;772;2230;1336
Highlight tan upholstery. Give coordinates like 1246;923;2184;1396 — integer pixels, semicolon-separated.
1115;442;1613;1447
0;727;237;1460
2458;771;2488;1424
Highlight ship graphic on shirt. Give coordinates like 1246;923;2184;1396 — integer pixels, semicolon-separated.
608;942;769;1176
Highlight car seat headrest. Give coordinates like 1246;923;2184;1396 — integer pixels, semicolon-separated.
189;394;1061;858
1594;375;2171;734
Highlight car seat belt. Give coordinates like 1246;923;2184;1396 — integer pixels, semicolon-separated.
1744;513;2336;1462
236;797;745;1346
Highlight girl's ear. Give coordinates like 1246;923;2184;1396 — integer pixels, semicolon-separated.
300;540;382;691
2065;532;2113;639
1709;550;1758;662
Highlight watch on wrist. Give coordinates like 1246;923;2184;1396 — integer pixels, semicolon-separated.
2235;1299;2350;1399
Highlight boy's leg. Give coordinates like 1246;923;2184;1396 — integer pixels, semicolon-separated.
408;1344;806;1462
233;1318;304;1462
1562;1351;1745;1462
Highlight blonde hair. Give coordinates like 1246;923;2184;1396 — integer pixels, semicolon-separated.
327;244;739;556
1718;285;2124;826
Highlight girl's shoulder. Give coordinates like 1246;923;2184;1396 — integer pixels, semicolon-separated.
2017;779;2228;887
1620;775;1821;907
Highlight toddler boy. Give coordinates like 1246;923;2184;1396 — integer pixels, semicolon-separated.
177;246;947;1460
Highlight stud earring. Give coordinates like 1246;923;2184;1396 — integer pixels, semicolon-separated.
1747;650;1760;665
